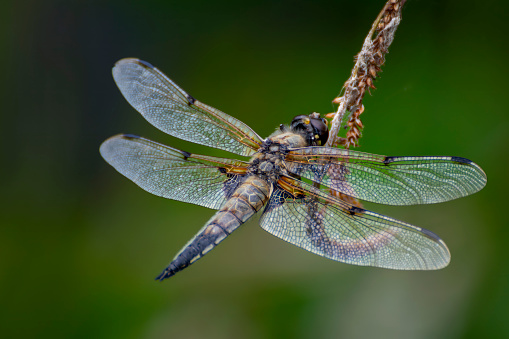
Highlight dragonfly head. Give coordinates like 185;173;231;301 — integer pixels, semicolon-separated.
290;113;329;146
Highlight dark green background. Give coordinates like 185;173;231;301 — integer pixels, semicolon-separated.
2;0;508;338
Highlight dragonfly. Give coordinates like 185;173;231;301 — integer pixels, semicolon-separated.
100;58;487;281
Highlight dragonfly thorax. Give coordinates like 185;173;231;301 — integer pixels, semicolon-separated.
249;139;291;182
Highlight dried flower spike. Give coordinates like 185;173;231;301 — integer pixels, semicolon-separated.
325;0;406;149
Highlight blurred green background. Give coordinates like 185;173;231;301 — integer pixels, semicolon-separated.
2;0;508;338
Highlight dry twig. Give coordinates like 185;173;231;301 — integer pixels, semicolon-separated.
324;0;407;148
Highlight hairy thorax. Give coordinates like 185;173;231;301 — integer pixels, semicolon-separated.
248;132;307;182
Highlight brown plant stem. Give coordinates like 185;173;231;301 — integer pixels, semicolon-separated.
325;0;407;148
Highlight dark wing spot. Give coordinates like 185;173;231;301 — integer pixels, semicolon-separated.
122;134;141;140
136;59;155;69
187;94;196;105
294;192;306;199
418;226;442;242
348;206;365;215
218;167;227;174
383;156;396;165
180;150;191;160
450;156;472;165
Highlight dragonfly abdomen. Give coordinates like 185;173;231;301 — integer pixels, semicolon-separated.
156;176;270;280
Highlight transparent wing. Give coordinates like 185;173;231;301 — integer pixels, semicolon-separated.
260;175;450;270
100;134;249;210
112;58;263;157
285;147;487;205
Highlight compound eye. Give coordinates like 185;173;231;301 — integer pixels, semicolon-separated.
310;118;329;146
290;115;312;131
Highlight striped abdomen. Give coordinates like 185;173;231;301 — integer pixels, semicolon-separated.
156;176;270;280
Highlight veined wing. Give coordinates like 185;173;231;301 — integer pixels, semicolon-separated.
112;58;263;157
100;134;249;210
285;147;487;205
260;175;450;270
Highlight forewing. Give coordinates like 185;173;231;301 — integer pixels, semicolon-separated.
286;147;487;205
100;134;249;210
112;58;263;157
259;175;450;270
